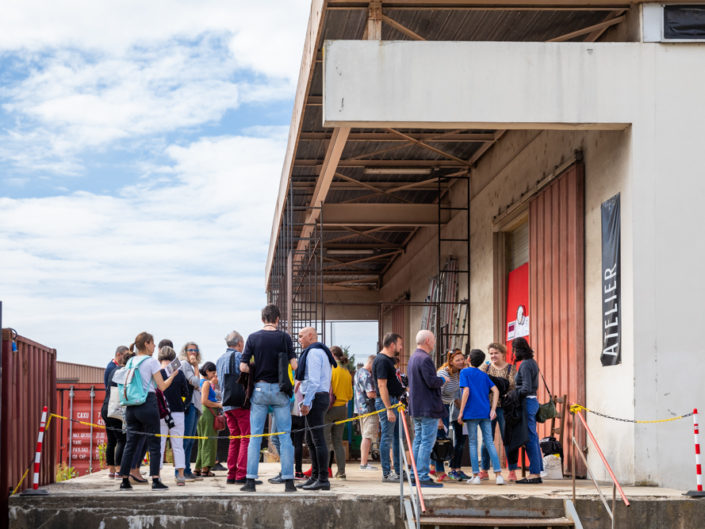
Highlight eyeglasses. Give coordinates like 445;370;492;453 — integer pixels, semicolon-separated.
187;348;198;353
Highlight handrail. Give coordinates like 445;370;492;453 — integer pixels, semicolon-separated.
571;408;630;529
398;405;425;529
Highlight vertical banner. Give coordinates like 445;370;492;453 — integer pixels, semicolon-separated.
505;262;529;364
601;194;621;366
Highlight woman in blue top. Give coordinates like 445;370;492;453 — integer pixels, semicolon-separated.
194;361;222;477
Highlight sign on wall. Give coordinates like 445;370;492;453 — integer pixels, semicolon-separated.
601;194;621;366
505;262;529;363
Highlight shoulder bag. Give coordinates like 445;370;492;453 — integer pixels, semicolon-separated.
535;368;557;423
210;407;226;431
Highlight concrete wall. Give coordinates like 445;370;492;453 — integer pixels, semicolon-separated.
324;40;705;489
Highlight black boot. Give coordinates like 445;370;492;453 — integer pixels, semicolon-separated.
284;479;297;493
296;477;316;488
120;477;132;490
302;479;330;491
152;478;168;490
240;478;256;492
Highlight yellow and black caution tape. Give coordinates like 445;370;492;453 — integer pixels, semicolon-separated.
570;404;693;424
47;402;403;441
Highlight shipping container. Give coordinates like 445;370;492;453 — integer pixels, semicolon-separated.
1;328;57;504
56;383;108;477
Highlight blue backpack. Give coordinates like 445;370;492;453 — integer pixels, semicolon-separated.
118;356;151;406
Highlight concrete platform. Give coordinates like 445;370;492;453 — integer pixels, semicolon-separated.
9;463;705;528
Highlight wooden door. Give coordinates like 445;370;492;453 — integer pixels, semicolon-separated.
529;162;585;476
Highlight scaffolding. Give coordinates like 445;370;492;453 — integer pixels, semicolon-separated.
268;186;325;353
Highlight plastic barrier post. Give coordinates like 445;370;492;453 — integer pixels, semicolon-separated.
686;408;705;498
21;405;50;496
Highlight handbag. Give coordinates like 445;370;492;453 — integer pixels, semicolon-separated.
431;437;453;462
107;386;124;420
535;369;557;423
210;407;226;431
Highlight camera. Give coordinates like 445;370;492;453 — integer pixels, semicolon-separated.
165;413;175;429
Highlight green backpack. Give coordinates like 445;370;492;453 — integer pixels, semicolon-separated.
118;356;151;406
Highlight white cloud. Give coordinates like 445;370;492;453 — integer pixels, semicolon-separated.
0;1;308;174
0;132;286;363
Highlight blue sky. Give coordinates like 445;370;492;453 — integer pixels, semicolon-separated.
0;1;379;365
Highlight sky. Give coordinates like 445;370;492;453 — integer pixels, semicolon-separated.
0;1;377;366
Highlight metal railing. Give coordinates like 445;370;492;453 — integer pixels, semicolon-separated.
398;406;425;529
571;408;630;529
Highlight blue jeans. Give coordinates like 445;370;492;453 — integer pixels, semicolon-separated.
246;382;294;480
467;418;501;474
181;403;198;475
375;397;400;476
412;416;439;482
481;408;516;471
524;397;543;475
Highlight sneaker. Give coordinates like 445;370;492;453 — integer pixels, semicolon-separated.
507;470;517;482
212;463;226;471
412;479;443;488
429;470;436;476
382;471;400;483
295;472;306;480
496;475;505;485
467;475;482;485
456;470;471;480
335;473;346;480
435;472;448;482
268;473;284;484
360;464;378;471
184;472;202;482
447;470;462;481
478;470;489;481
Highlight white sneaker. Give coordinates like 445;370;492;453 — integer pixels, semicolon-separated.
495;475;505;485
383;471;400;483
467;475;482;485
360;464;378;471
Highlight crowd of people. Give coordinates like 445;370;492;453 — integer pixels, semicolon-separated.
101;303;547;492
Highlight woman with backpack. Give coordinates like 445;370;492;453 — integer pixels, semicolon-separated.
118;332;178;490
479;342;517;482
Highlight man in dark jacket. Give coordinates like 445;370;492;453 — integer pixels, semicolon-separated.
407;330;447;488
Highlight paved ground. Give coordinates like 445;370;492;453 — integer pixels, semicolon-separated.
43;462;684;500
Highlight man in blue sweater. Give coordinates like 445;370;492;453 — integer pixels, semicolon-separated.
407;330;447;488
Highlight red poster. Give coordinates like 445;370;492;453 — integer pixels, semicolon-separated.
505;262;529;363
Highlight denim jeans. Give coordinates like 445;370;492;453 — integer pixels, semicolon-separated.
181;403;198;475
467;418;501;474
412;416;439;482
246;382;294;480
375;397;400;477
524;397;543;475
481;408;516;471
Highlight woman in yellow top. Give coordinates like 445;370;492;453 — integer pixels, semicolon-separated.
324;346;354;479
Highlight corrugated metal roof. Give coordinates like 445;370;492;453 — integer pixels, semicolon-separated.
267;1;631;292
56;361;105;384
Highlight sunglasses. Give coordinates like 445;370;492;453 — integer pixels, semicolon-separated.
187;348;198;353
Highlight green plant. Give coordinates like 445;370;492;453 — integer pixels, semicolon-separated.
341;345;356;374
56;463;77;482
97;442;107;470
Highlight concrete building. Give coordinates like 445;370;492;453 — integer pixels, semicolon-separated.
265;1;705;491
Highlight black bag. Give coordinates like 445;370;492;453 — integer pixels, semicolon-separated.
222;351;248;409
536;369;557;423
540;436;563;459
431;437;453;462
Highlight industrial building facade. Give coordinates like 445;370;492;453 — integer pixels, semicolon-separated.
265;1;705;490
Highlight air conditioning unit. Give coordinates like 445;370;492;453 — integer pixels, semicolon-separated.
643;4;705;42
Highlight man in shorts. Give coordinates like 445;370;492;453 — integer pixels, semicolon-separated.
354;355;379;470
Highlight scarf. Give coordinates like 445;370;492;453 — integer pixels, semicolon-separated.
294;341;337;381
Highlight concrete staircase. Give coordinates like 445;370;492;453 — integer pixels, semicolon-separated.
420;515;575;528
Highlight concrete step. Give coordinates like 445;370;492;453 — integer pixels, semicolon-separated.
420;515;574;528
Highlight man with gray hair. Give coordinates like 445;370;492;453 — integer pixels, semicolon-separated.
216;330;251;484
407;330;447;488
